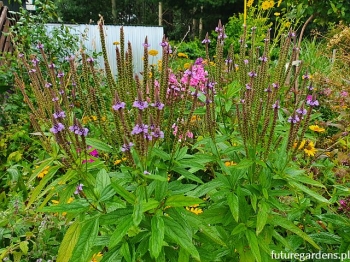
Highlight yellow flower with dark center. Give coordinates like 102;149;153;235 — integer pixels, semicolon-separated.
309;125;325;133
261;1;271;10
37;166;50;179
148;49;158;56
304;141;317;156
177;52;188;59
113;41;120;45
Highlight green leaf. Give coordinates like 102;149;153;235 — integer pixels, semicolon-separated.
150;214;164;258
308;232;341;244
96;169;111;194
165;195;203;208
39;199;90;213
142;174;168;181
86;138;112;153
256;201;269;235
231;223;247;236
186;179;224;198
245;230;261;262
109;215;134;248
163;217;200;261
288;175;325;188
174;146;188;160
272;216;319;249
133;189;143;226
172;167;203;184
289;181;330;203
57;220;81;262
27;165;61;207
151;147;170;160
142;199;159;212
178;247;190;262
70;217;99;262
234;159;254;170
120;241;132;262
227;193;239;222
100;246;120;262
111;182;136;204
19;241;28;255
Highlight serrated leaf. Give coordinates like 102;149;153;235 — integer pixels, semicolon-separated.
111;182;136;204
245;230;261;262
86;138;112;153
289;181;330;203
165;195;203;207
272;216;319;249
70;217;99;262
96;169;111;196
109;215;133;248
227;193;239;222
57;220;81;262
150;215;164;258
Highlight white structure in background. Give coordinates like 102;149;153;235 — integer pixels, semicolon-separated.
25;0;35;11
45;24;164;77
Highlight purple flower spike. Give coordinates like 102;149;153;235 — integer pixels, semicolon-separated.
89;149;99;157
306;95;319;107
245;84;252;90
29;69;36;73
52;97;59;102
133;100;148;110
121;142;134;152
272;83;279;89
202;38;210;44
296;108;307;115
287;115;300;124
142;43;151;48
272;101;280;109
50;123;65;134
244;59;249;65
258;56;268;62
151;101;165;110
74;183;84;194
45;82;52;88
36;43;44;49
53;111;66;119
112;101;126;110
87;57;94;63
57;72;64;78
48;63;56;69
248;71;257;78
131;124;148;135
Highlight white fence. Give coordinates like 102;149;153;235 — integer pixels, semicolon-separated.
46;24;164;77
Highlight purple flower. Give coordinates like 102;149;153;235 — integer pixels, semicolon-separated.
53;111;66;119
57;72;64;78
59;89;65;95
89;149;99;157
288;32;296;37
272;101;280;109
288;115;300;124
244;59;249;65
340;199;347;207
151;101;165;110
131;124;148;135
18;53;24;58
202;38;210;44
160;41;168;47
306;95;319;107
31;58;40;66
152;127;164;139
87;57;94;63
195;57;204;65
112;101;126;110
133;100;148;110
245;84;252;90
76;127;89;136
296;108;307;115
264;87;271;92
65;55;75;61
69;125;79;132
143;170;150;175
272;83;279;89
340;91;348;97
50;123;65;134
74;183;84;194
45;82;52;88
36;43;44;49
121;142;134;152
258;56;268;62
240;99;245;104
142;42;151;48
208;82;216;89
48;63;56;69
225;59;232;64
29;69;36;73
215;26;223;32
52;97;59;102
248;71;257;78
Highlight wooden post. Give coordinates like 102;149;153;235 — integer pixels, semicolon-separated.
158;2;162;26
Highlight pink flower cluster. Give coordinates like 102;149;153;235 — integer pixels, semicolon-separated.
180;60;208;92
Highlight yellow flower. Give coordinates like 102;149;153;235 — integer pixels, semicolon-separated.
91;252;103;262
277;0;282;7
177;52;188;59
247;0;254;7
235;64;239;71
268;0;275;8
284;21;291;28
51;200;60;205
224;161;237;167
114;157;127;165
91;115;98;121
304;141;317;157
274;12;280;16
148;72;153;78
184;62;191;69
261;1;271;10
190;115;200;123
37;166;50;179
113;41;120;45
309;125;325;133
293;139;306;150
209;61;216;66
148;49;158;56
101;116;107;122
82;116;90;124
186;204;203;215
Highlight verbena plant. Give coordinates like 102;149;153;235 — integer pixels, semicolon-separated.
12;15;349;262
